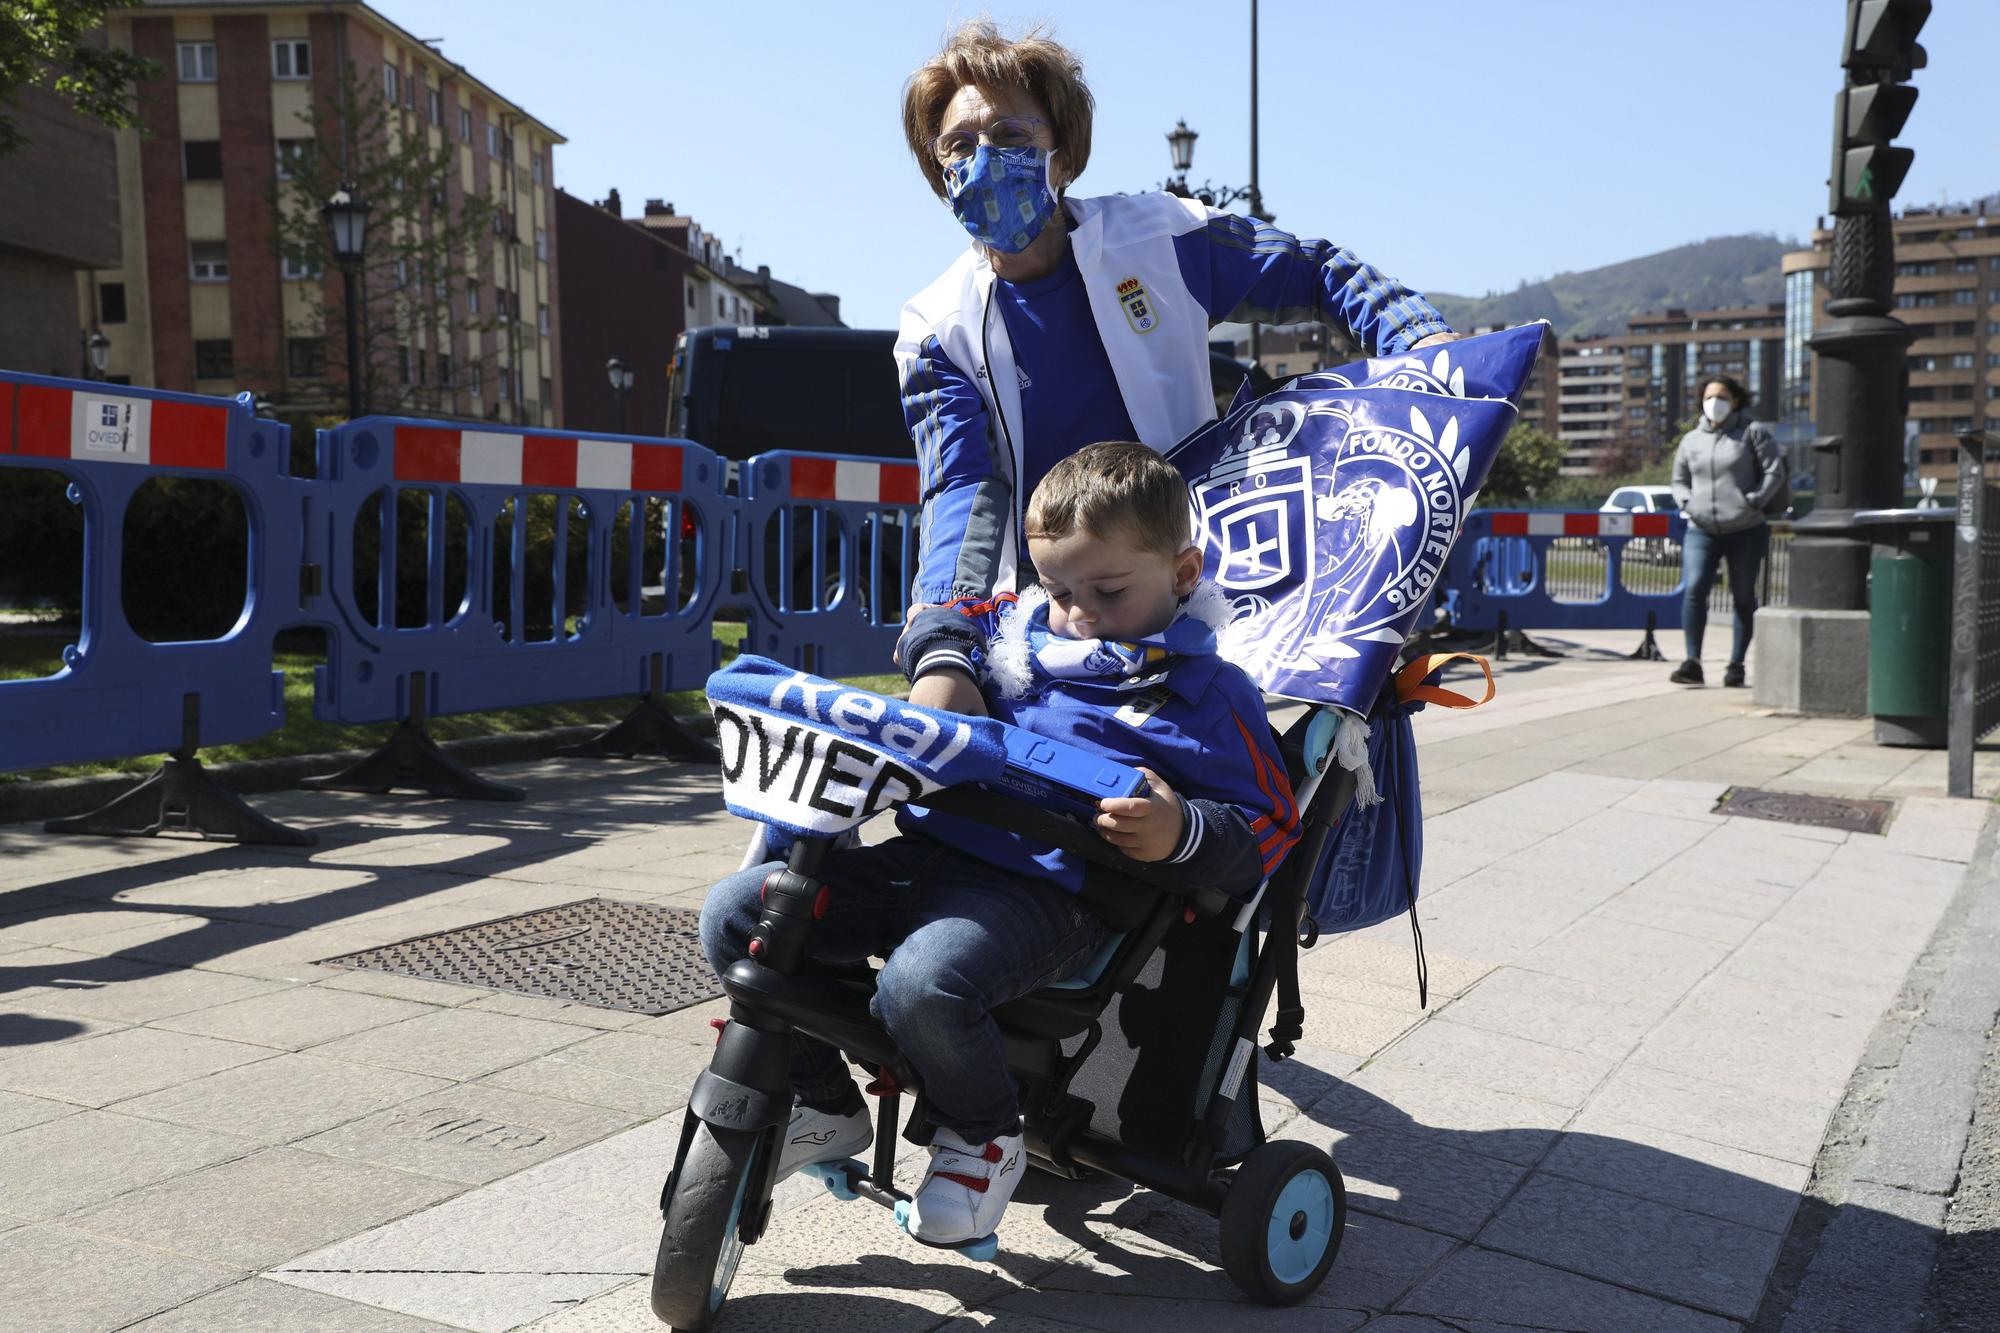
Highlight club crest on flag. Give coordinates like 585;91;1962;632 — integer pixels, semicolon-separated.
1169;323;1548;711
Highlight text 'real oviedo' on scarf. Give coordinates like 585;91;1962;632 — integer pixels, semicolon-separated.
985;581;1233;699
705;655;1007;839
1167;322;1545;718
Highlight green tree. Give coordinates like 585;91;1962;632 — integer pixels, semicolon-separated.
1479;423;1565;504
0;0;155;157
268;67;505;418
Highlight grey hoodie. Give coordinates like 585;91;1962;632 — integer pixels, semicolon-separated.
1671;415;1784;535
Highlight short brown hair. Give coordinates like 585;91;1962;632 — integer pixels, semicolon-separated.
1026;442;1191;555
900;20;1094;201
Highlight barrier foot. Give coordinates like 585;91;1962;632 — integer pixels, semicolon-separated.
298;721;526;801
1627;616;1666;662
1506;630;1566;659
558;697;719;763
299;675;524;802
45;753;317;847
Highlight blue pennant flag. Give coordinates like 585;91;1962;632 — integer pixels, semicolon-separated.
1168;323;1546;713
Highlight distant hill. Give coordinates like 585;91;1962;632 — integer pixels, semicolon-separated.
1426;234;1794;340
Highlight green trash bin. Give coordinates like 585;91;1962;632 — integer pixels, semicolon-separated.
1859;507;1954;747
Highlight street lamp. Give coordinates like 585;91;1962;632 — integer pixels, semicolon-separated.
320;183;372;420
82;331;110;380
1166;119;1197;186
606;356;634;432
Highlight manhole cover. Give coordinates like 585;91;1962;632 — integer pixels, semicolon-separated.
1713;788;1893;835
319;898;721;1015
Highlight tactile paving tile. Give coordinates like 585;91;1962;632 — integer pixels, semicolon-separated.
319;898;721;1015
1713;787;1894;836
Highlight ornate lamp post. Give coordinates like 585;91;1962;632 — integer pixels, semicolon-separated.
606;356;634;432
82;331;110;381
320;184;372;420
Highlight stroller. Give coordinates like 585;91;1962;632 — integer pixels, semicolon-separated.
648;694;1360;1330
647;323;1538;1329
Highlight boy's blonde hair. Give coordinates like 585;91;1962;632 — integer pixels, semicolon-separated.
1025;442;1191;555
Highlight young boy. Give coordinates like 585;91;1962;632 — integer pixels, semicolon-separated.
696;441;1298;1246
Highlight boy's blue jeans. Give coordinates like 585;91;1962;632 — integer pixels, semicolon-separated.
1681;523;1770;665
697;835;1107;1144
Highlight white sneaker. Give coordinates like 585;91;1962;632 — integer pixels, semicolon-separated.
907;1126;1024;1245
774;1100;873;1181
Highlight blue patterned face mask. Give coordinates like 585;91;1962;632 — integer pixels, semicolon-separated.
943;145;1059;254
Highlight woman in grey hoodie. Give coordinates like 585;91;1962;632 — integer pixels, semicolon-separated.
1668;374;1786;687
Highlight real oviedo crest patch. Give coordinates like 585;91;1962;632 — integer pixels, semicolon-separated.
1165;324;1545;713
1115;276;1158;334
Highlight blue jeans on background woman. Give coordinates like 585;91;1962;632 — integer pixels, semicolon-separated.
1681;523;1770;675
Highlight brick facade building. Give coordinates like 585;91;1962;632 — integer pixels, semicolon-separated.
92;1;564;425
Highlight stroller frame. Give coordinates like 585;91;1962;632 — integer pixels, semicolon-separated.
649;708;1358;1330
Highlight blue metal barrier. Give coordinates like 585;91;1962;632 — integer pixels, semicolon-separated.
1438;510;1687;652
737;451;920;678
0;374;313;840
299;418;732;795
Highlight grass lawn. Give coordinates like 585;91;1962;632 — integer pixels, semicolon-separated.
0;620;905;784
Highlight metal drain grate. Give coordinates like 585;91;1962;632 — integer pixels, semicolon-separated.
319;898;722;1015
1713;788;1894;836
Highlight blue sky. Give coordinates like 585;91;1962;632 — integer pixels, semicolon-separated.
412;0;1995;329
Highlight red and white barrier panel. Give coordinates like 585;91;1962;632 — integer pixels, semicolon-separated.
787;456;920;505
392;425;685;492
1488;511;1672;538
3;382;229;469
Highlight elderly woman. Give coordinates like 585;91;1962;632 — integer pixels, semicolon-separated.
895;21;1460;714
1668;373;1786;688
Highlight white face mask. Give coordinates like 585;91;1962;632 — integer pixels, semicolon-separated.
1702;396;1733;425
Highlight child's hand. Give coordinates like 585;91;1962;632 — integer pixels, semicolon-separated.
1095;767;1184;863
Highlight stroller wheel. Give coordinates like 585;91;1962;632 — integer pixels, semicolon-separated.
651;1123;760;1331
1219;1140;1346;1305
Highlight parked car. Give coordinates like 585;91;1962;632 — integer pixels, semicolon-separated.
1601;484;1679;563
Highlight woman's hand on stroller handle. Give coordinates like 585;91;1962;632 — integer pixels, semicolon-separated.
1094;767;1183;863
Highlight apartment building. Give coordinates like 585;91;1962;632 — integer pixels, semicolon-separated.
90;1;565;425
632;200;762;334
1552;305;1784;476
1783;196;2000;481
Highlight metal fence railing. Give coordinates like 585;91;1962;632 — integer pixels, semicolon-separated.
1538;522;1794;612
1950;431;1999;799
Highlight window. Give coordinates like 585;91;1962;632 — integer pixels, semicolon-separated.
404;68;416;108
1951;353;1975;370
1897;261;1938;277
1989;385;2000;399
271;39;310;79
182;141;222;181
438;353;454;388
534;227;547;261
487;123;500;157
685;281;694;309
469;361;482;396
717;293;726;317
540;376;552;409
1955;289;1978;305
466;287;479;315
99;283;126;324
427;88;443;126
1627;407;1647;419
1991;290;2000;304
458;107;472;142
1989;354;2000;368
1957;258;1980;273
383;63;399;103
416;350;427;384
1991;257;2000;271
498;366;511;401
194;339;233;379
287;337;326;377
531;153;544;186
178;42;216;82
393;257;409;289
280;252;321;280
189;241;229;282
537;302;548;335
275;138;310;181
398;345;412;385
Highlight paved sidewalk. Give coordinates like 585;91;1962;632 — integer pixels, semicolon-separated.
0;631;1992;1332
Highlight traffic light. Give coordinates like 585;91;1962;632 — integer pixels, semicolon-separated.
1829;0;1928;215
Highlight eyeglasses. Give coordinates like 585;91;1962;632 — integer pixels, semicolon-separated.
931;115;1048;166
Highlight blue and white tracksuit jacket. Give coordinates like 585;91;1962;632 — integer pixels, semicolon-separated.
899;619;1300;903
894;191;1452;681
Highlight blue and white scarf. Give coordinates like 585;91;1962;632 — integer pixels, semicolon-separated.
987;581;1233;699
